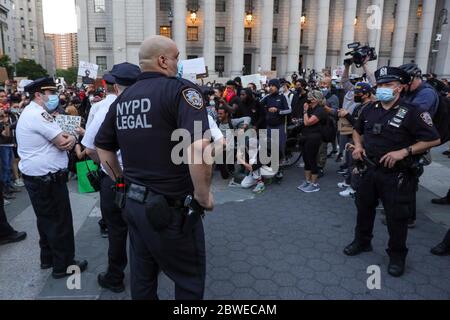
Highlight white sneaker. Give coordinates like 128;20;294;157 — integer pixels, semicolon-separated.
4;199;11;206
241;174;258;189
252;182;266;193
297;181;311;191
339;187;356;198
337;181;350;189
13;179;25;187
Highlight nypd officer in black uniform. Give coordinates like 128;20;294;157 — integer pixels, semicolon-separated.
95;35;213;300
343;67;441;277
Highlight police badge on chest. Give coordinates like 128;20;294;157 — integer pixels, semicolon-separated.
388;107;408;129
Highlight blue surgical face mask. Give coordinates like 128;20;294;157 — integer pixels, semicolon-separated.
376;87;396;102
45;95;60;112
176;61;183;79
320;88;329;96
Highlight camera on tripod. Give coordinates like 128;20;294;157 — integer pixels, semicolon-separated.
344;42;377;68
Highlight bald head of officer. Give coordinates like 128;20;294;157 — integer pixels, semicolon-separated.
139;35;180;77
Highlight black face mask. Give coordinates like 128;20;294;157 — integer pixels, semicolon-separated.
354;95;363;103
60;99;67;106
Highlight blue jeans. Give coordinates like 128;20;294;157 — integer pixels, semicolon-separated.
0;147;14;187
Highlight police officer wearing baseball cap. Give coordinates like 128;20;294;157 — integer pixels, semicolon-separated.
82;62;140;293
16;78;88;278
94;35;213;300
343;66;441;277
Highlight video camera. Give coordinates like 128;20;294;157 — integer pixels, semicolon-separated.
344;42;377;68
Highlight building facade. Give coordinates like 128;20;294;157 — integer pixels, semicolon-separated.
0;0;17;62
76;0;450;78
12;0;48;69
46;33;78;70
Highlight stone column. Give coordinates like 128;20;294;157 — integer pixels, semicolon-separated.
203;0;216;75
259;0;274;73
112;0;127;64
314;0;330;72
390;0;411;66
143;0;157;38
173;0;187;60
286;0;302;76
436;0;450;77
230;0;246;77
415;0;437;73
367;0;384;71
75;0;89;63
340;0;358;64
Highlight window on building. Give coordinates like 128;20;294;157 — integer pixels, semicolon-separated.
245;0;253;13
94;0;106;13
244;28;252;42
96;56;107;71
216;0;226;12
274;0;280;14
216;27;225;42
273;28;278;43
159;26;171;38
187;26;199;41
160;0;171;11
95;28;106;42
187;55;198;60
271;57;277;71
215;56;225;72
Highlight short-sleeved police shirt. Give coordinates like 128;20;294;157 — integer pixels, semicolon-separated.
16;101;68;176
95;72;210;198
355;99;440;159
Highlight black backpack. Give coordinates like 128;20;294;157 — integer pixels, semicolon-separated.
321;114;337;143
414;82;450;144
433;95;450;144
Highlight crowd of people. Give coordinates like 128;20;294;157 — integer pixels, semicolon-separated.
0;34;450;298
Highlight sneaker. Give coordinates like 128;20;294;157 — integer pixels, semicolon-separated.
4;199;11;206
337;181;350;189
252;182;266;194
275;171;284;179
337;168;348;175
318;168;324;178
297;181;311;191
408;219;416;229
241;174;258;189
228;179;242;188
339;187;356;198
443;150;450;156
303;183;320;193
13;179;24;187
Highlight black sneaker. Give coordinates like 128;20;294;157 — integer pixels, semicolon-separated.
431;197;450;205
98;272;125;293
443;150;450;156
388;257;405;277
430;242;450;256
0;231;27;246
318;168;325;179
336;154;343;163
52;260;88;279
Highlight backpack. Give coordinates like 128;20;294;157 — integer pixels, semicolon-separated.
320;114;337;143
433;95;450;144
415;82;450;144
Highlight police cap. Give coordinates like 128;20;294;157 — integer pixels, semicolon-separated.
24;77;57;95
375;66;411;85
103;62;141;86
354;82;372;95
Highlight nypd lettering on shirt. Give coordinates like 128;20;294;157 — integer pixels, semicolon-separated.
116;98;152;130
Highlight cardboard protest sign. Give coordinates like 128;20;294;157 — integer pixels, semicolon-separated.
78;61;99;84
181;58;206;76
56;115;82;137
241;74;263;90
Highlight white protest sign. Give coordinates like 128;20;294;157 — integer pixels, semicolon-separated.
56;115;82;137
241;74;262;90
181;58;206;76
78;61;99;80
18;80;33;93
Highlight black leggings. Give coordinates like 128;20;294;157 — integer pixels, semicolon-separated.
303;134;322;175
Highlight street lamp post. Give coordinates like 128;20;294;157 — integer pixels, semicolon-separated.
431;8;448;74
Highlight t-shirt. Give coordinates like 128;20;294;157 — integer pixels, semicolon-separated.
302;105;327;136
16;101;68;176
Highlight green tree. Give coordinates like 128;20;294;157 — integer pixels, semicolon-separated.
0;55;14;79
55;67;78;85
15;58;48;80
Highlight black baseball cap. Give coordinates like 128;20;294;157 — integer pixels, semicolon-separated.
103;62;141;86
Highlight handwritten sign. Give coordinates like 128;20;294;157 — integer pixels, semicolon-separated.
56;115;82;137
241;74;263;90
181;58;206;76
78;61;99;84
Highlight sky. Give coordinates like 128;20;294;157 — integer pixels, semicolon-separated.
43;0;78;34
